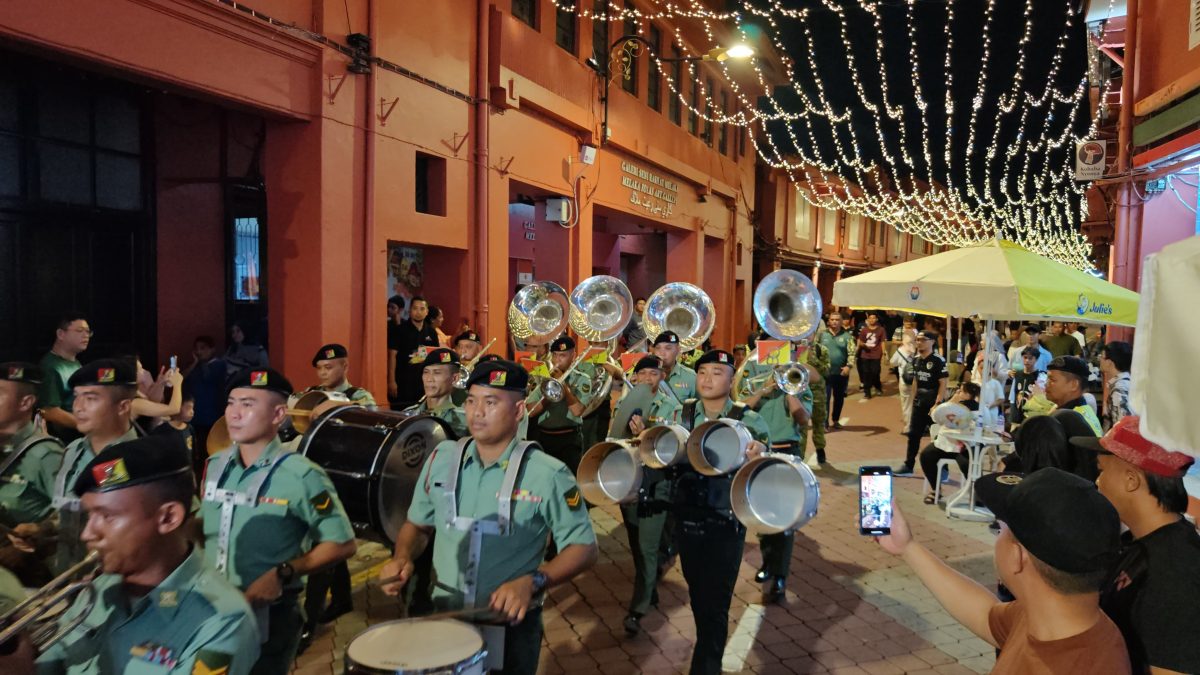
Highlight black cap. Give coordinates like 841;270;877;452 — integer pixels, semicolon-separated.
633;355;664;373
652;331;680;346
455;331;481;345
1;362;42;385
73;434;192;495
550;336;576;353
69;359;137;388
477;354;502;364
421;348;460;369
225;367;294;399
312;343;348;367
1024;324;1044;334
917;330;938;341
694;349;735;369
464;360;528;393
1047;356;1090;382
975;468;1120;574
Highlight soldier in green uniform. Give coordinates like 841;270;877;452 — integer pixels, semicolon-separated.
617;355;683;636
0;363;65;586
651;332;697;403
402;348;469;436
303;343;377;406
527;336;595;474
380;360;598;675
801;340;831;464
202;368;357;675
49;360;141;575
675;349;770;675
740;361;813;602
2;434;263;674
453;330;484;363
37;312;91;441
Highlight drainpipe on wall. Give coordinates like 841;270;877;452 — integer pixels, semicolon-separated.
474;0;490;337
363;0;381;393
1110;0;1138;343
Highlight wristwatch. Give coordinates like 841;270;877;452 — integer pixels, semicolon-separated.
275;562;296;584
530;570;549;595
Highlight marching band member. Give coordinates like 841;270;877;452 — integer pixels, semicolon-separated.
527;336;596;474
651;332;697;403
201;368;356;675
303;344;376;407
453;330;484;363
402;348;469;436
380;360;597;675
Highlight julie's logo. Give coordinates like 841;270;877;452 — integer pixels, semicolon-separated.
910;285;921;300
1076;294;1113;316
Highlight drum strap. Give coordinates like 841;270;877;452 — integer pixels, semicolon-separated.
681;399;746;431
51;441;91;512
202;448;295;574
0;432;54;481
442;438;535;606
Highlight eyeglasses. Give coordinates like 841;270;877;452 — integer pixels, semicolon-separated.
70;328;94;337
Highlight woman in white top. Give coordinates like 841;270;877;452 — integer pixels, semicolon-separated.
890;331;917;433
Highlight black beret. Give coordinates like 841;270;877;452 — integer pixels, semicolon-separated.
1047;355;1090;381
695;349;736;369
1;362;42;385
652;331;680;346
550;336;576;352
477;354;502;364
68;358;137;388
312;343;348;366
464;360;528;393
73;434;192;495
633;355;664;373
421;348;460;369
455;331;481;345
225;367;294;398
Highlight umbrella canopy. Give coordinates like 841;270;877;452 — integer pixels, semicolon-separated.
832;239;1138;325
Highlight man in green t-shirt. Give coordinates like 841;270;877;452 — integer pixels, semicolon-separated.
1043;322;1083;358
37;312;91;440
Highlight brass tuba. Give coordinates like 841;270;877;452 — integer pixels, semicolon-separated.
642;282;716;351
540;275;633;404
734;269;824;399
508;281;570;347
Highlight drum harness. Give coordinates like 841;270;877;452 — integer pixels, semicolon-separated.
203;448;296;575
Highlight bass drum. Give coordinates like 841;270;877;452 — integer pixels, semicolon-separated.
299;407;457;543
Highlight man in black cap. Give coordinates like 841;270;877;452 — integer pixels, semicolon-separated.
453;330;486;364
651;331;697;403
380;360;597;674
0;363;65;586
1025;355;1102;435
402;348;469;436
3;435;262;674
527;336;596;474
896;331;947;476
879;468;1130;674
675;349;770;675
302;343;376;407
200;368;356;675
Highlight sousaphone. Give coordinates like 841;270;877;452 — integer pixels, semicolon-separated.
733;269;824;400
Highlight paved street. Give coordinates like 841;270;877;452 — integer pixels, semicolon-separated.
295;380;1000;675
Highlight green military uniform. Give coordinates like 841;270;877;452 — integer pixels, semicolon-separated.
37;352;81;439
37;548;260;675
0;422;64;527
528;363;596;474
664;363;697;403
752;385;814;584
53;427;139;574
303;379;376;407
201;438;355;675
402;397;468;437
800;342;830;462
0;564;23;614
618;388;683;620
408;435;596;672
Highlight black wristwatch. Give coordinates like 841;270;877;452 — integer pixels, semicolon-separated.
530;570;549;595
275;562;296;584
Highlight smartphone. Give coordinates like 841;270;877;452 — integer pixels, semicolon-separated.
169;355;178;370
859;466;893;536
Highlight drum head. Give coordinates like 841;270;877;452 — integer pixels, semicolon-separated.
379;416;454;541
733;457;820;534
347;619;484;672
687;421;749;475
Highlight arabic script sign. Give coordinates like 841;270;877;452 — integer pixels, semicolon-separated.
620;160;679;218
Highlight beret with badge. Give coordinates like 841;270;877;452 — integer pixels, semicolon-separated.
68;358;137;388
550;336;576;353
633;355;664;373
1;362;42;385
652;331;680;346
421;348;460;369
464;360;529;393
225;367;294;399
73;433;193;496
455;331;481;345
694;349;736;370
312;343;348;367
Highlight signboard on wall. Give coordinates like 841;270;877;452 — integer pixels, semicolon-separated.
1191;0;1200;50
1075;140;1106;181
620;160;679;219
387;244;425;319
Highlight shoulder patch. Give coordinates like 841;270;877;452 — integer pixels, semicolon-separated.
192;649;233;675
310;490;334;514
564;486;583;510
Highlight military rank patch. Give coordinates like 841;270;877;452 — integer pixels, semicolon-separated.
97;367;116;383
192;649;232;675
310;490;333;514
92;458;130;488
564;486;583;510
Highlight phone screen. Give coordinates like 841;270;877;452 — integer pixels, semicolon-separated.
170;355;178;370
859;467;893;535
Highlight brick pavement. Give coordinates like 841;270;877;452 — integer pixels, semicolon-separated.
294;379;1001;674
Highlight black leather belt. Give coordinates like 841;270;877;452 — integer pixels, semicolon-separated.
538;427;580;435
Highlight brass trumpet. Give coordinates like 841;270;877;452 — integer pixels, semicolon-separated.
0;550;101;653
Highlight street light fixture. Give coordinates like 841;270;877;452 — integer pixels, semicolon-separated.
598;34;755;146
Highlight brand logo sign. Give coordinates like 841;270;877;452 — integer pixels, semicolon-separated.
1076;293;1113;317
909;285;921;300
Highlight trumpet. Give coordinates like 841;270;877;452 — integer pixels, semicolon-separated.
452;337;498;390
0;550;101;653
734;269;824;399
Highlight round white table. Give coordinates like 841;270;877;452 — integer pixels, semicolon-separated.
940;429;1005;521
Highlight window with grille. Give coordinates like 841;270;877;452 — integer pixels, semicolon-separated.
668;53;682;125
555;2;577;53
718;90;728;154
647;25;662;111
512;0;536;27
704;78;714;145
592;0;609;63
621;13;639;95
233;217;261;303
688;72;699;134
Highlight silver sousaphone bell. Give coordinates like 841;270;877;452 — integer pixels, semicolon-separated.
731;453;821;534
540;275;633;403
734;269;824;399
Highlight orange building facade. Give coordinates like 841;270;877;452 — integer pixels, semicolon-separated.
0;0;762;395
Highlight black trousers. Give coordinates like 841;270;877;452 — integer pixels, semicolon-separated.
303;561;351;630
825;372;849;425
251;591;304;675
858;358;882;394
496;606;544;675
678;517;745;675
904;396;936;467
918;443;969;491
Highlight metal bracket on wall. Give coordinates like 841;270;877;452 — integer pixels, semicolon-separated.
496;156;515;176
378;97;399;126
442;131;469;157
326;74;348;104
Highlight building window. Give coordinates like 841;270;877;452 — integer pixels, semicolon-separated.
233;217;262;303
704;78;715;145
621;13;639;95
555;2;577;54
591;0;609;64
688;71;699;134
647;25;662;111
718;90;729;154
415;152;447;216
911;234;926;255
891;227;903;258
847;214;861;250
668;51;682;125
794;191;811;240
739;122;747;157
512;0;536;27
822;209;839;246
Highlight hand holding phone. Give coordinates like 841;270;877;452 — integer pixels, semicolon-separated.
169;355;178;370
859;466;893;536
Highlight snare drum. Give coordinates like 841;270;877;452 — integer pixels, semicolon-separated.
299;407;456;543
730;453;820;535
345;619;486;674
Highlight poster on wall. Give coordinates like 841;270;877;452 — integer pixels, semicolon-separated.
387;244;424;319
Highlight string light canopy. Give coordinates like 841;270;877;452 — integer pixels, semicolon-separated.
557;0;1112;270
